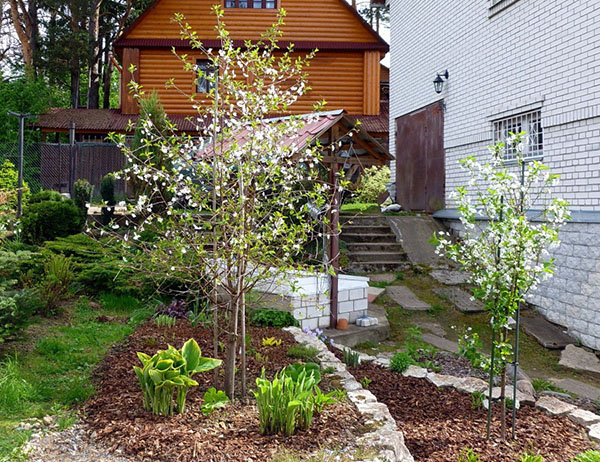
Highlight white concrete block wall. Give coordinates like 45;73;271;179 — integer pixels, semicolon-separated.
389;0;600;349
389;0;600;211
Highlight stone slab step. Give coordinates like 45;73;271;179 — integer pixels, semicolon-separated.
433;287;485;313
422;333;459;353
342;233;398;243
343;225;392;235
386;286;430;311
549;378;600;401
368;287;386;303
430;269;471;285
559;344;600;375
348;251;408;263
349;262;410;273
346;242;405;252
521;312;575;350
341;215;389;227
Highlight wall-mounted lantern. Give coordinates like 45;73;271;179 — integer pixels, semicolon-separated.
433;70;449;94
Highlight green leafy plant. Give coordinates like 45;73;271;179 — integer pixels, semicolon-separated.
390;352;413;373
458;329;486;370
201;387;230;416
0;159;29;223
262;337;283;347
521;453;544;462
351;165;390;204
155;314;176;328
253;364;336;437
254;352;269;365
458;448;481;462
360;377;372;388
39;253;74;314
283;362;321;384
249;309;299;328
286;345;319;362
471;391;485;409
312;386;341;414
21;198;84;244
133;338;222;416
100;174;116;225
73;178;93;215
571;451;600;462
531;378;567;394
343;348;360;367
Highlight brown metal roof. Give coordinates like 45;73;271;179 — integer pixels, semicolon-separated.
347;101;389;134
37;107;389;137
36;108;203;134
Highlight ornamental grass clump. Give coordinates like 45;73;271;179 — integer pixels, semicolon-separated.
134;338;221;416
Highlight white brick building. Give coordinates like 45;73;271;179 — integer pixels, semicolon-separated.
388;0;600;350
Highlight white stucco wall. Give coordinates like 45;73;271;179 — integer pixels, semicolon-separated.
388;0;600;349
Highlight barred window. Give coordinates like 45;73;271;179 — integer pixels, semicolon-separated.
492;110;543;161
225;0;276;8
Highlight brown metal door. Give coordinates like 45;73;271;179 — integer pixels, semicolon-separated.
395;101;445;212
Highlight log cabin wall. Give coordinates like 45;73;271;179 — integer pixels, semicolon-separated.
117;0;387;115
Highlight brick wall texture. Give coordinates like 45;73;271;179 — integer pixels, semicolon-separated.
389;0;600;349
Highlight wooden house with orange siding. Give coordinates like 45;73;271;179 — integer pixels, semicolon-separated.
37;0;389;144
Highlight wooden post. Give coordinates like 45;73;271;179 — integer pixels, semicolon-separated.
329;159;340;329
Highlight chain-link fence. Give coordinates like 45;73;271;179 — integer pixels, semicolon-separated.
0;142;126;201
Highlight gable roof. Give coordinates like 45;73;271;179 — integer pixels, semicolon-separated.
115;0;388;51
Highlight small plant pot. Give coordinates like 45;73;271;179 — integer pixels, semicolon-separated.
336;318;349;331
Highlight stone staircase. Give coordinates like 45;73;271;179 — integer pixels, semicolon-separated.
341;215;409;273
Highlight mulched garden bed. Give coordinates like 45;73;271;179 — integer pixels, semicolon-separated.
83;321;364;462
348;362;593;462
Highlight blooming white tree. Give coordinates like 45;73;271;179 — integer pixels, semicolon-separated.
102;8;352;398
434;133;569;439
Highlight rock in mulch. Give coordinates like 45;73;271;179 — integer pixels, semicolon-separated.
568;408;600;428
433;287;484;313
430;269;470;286
386;286;430;311
589;423;600;443
559;344;600;375
535;396;578;416
24;425;131;462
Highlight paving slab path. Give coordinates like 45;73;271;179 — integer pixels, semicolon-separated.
521;312;575;349
430;269;470;286
433;287;485;313
550;378;600;401
386;286;430;311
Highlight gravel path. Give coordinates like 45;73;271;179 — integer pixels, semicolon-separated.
23;425;132;462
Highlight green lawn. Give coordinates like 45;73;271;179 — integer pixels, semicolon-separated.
0;295;152;461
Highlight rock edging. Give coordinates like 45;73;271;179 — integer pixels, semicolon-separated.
336;344;600;446
284;327;414;462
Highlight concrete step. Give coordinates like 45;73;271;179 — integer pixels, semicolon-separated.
346;242;405;252
341;215;389;227
348;251;408;263
323;303;390;347
343;225;392;234
341;233;397;243
349;261;410;273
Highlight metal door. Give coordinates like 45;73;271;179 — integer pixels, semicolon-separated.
395;101;445;212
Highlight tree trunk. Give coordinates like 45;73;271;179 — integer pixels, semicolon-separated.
102;45;113;109
87;0;103;109
223;297;240;399
8;0;35;76
70;65;80;108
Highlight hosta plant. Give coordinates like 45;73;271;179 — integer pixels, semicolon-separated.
282;362;321;384
134;338;221;416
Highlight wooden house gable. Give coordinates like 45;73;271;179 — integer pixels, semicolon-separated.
120;0;385;45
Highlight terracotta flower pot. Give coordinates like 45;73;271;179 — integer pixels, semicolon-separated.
336;318;349;331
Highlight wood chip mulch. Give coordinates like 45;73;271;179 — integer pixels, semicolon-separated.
350;363;591;462
349;362;593;462
83;321;364;462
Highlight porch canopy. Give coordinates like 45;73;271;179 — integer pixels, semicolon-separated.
198;109;392;328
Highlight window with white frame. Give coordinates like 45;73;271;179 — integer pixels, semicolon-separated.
492;110;543;161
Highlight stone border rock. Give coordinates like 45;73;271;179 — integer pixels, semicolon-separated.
284;327;414;462
332;342;600;447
